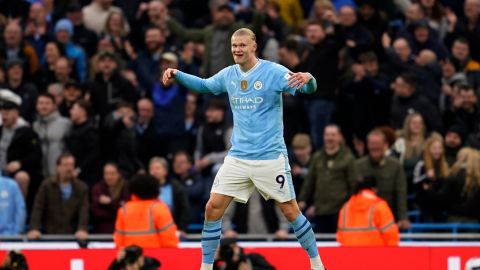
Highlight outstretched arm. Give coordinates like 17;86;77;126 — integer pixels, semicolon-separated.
163;68;224;94
287;72;317;94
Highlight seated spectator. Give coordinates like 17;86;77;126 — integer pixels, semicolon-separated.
66;100;102;187
356;129;410;229
337;176;400;246
113;173;179;248
33;93;71;178
299;125;356;233
290;133;313;195
0;174;25;235
195;99;232;178
444;125;465;165
28;153;89;240
393;113;427;191
0;89;42;201
54;19;87;82
91;163;129;234
414;134;450;222
172;151;205;224
58;81;84;118
149;157;190;235
450;38;480;90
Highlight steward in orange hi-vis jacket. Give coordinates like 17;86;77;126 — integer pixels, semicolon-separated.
114;174;179;248
337;176;399;246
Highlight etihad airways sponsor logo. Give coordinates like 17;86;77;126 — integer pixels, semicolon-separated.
230;96;264;110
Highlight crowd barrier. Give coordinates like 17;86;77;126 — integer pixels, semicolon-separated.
1;242;479;270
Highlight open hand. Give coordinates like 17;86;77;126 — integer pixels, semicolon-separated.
287;72;312;89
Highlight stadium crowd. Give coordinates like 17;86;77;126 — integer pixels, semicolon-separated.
0;0;479;242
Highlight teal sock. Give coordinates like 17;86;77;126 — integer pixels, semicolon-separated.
291;214;319;258
201;219;222;264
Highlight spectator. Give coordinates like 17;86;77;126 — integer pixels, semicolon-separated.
82;0;126;35
24;2;52;60
66;100;102;187
54;19;87;82
356;2;389;59
290;133;313;195
102;10;135;61
414;134;450;222
36;41;66;90
66;3;99;58
390;73;442;131
0;174;25;235
451;84;480;135
91;163;129;234
276;0;304;29
403;19;449;60
58;81;84;118
53;57;75;85
113;173;179;248
194;98;232;177
337;176;400;246
27;153;89;240
450;38;480;91
356;129;409;229
444;125;465;166
149;157;190;234
419;0;448;40
0;21;39;77
0;89;42;200
47;83;65;107
89;50;138;119
2;59;39;122
439;58;467;115
172;151;205;223
298;125;356;233
183;92;200;155
102;102;143;178
135;98;157;168
33;93;71;178
382;37;416;79
392;113;427;191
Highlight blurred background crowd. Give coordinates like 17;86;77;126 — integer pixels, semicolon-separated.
0;0;479;241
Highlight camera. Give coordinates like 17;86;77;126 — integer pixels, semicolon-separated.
122;245;143;266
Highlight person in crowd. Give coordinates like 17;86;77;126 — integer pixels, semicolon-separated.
449;38;480;90
33;93;71;178
113;173;179;248
27;153;89;240
102;10;136;61
183;92;200;155
36;41;65;90
58;81;84;117
444;125;466;166
356;129;410;229
135;98;158;168
298;125;356;233
149;157;190;234
66;100;102;187
66;3;98;58
52;57;75;85
290;133;313;195
0;89;42;201
23;2;52;61
413;134;450;222
0;174;25;235
82;0;126;35
91;163;129;234
451;84;479;135
54;19;87;82
337;176;400;246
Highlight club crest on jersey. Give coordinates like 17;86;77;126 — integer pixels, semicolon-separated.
254;80;263;90
240;80;248;91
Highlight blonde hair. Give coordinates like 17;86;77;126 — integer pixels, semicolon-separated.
450;147;480;197
402;113;426;159
232;28;256;41
423;133;449;178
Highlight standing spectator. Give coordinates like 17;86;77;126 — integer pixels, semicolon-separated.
194;98;232;178
0;174;26;235
413;134;450;222
452;84;480;135
403;19;449;60
290;133;313;195
419;0;448;40
82;0;126;35
0;89;42;200
0;21;39;77
58;81;84;118
33;93;71;178
91;163;129;234
36;42;65;91
356;129;410;229
149;157;190;235
89;51;138;119
47;83;65;107
390;73;442;131
449;38;480;91
102;10;135;61
298;125;356;233
24;2;52;60
27;153;89;240
113;173;179;248
337;176;400;246
54;19;87;82
53;57;75;85
444;125;465;166
2;59;39;122
135;98;157;168
66;100;102;187
301;20;342;148
183;92;200;155
276;0;304;29
66;3;99;58
356;1;389;59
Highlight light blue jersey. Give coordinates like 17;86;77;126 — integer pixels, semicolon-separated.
176;59;316;160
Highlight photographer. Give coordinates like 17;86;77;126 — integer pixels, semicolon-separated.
0;250;28;270
108;245;160;270
214;238;275;270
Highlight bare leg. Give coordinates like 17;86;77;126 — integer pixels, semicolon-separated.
205;193;234;221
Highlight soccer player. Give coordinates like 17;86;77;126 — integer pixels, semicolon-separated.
163;28;325;270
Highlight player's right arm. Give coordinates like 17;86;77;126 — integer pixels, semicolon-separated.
163;68;226;95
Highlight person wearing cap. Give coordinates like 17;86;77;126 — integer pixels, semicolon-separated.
82;0;125;35
401;18;449;60
298;125;356;233
2;59;39;122
337;176;400;246
58;80;84;118
54;18;87;82
444;125;465;166
89;50;138;119
1;21;39;77
0;89;42;201
66;3;98;58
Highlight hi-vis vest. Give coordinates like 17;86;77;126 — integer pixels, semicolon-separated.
336;190;400;246
114;198;179;248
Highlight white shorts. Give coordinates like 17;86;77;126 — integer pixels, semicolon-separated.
211;154;296;203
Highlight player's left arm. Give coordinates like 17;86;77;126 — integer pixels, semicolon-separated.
287;72;317;94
